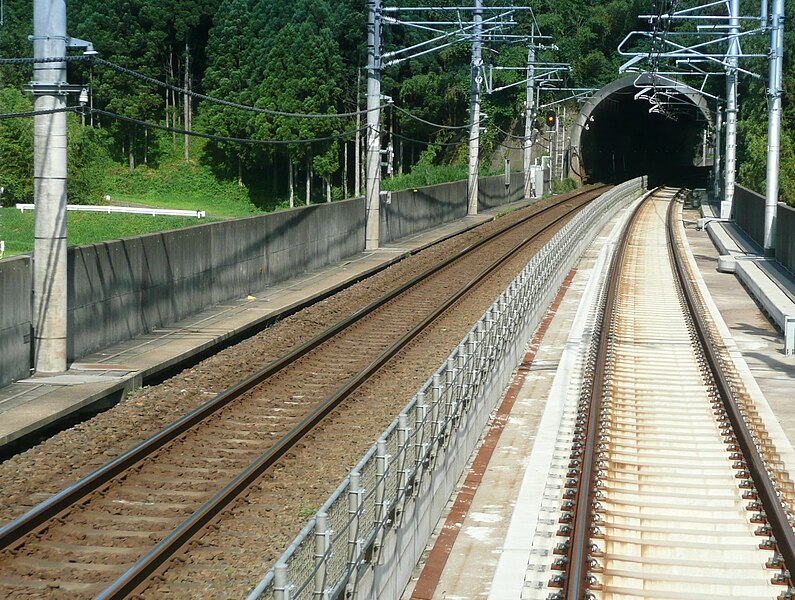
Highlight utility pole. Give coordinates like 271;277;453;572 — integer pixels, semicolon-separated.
713;105;722;201
721;0;740;219
523;42;535;200
763;0;784;254
31;0;68;373
467;0;483;216
365;0;382;251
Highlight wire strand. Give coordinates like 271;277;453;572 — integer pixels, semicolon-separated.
0;55;387;119
89;108;366;145
391;105;472;130
0;106;80;119
93;58;385;120
386;130;465;148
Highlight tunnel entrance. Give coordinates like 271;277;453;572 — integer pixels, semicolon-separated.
569;74;713;188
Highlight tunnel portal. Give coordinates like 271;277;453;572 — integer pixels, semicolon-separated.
569;74;713;188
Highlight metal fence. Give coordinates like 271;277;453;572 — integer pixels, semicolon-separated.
247;177;647;600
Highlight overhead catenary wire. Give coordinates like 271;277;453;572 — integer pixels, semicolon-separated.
0;55;386;120
391;104;472;130
0;106;80;119
88;107;367;145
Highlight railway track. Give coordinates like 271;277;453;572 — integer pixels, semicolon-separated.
0;186;606;599
550;188;795;598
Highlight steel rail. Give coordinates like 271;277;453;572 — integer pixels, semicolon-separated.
563;189;795;597
0;187;607;552
96;184;600;600
666;194;795;580
563;189;652;599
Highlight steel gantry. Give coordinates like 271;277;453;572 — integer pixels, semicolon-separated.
364;1;531;249
617;0;784;252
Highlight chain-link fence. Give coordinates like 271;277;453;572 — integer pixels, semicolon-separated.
248;177;647;600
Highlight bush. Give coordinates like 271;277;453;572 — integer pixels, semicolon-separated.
0;88;33;206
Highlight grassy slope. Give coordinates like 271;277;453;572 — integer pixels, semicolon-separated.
0;208;223;256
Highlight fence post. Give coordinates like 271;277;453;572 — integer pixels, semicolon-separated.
415;393;428;475
314;512;329;599
430;374;442;450
274;563;290;600
346;472;363;596
373;439;388;560
396;413;410;524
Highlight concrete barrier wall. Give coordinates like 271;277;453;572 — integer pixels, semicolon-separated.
1;173;526;386
67;198;365;360
379;172;525;243
733;185;766;247
777;203;795;275
0;256;32;386
379;181;467;243
479;171;524;210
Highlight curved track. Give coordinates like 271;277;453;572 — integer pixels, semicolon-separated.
0;187;607;599
552;188;795;598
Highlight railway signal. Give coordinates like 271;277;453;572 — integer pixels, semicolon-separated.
545;110;556;129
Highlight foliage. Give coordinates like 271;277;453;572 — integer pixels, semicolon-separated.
553;177;579;194
103;145;261;217
0;207;222;257
67;119;115;204
0;88;33;206
0;0;791;208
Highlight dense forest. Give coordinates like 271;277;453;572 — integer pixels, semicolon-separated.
0;0;792;208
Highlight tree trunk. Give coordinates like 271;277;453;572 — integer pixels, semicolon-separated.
305;155;312;206
237;155;243;187
169;50;176;147
343;141;349;199
355;66;361;196
128;130;135;172
144;128;148;165
288;161;295;208
398;139;403;175
184;42;191;163
326;177;331;202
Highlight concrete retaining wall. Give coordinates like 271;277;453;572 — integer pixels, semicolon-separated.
777;203;795;275
1;174;526;387
0;256;32;385
67;198;366;361
733;185;766;247
379;172;523;243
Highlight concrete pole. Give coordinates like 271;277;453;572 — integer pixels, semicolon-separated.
32;0;68;373
721;0;740;219
365;0;382;251
560;105;566;181
763;0;784;254
713;104;722;202
467;0;483;216
523;43;536;200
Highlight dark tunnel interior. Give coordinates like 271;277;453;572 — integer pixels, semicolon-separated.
579;87;711;189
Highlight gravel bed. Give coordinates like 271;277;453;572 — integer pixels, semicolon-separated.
0;193;579;599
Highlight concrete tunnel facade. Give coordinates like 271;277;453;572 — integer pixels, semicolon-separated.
568;74;714;187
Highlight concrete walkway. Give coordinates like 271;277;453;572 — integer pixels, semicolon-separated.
400;200;795;600
0;202;532;451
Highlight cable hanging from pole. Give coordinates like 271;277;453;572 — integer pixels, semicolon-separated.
88;107;367;146
91;58;387;120
391;105;472;130
0;55;388;119
0;106;80;119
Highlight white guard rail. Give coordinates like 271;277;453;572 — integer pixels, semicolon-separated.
15;203;206;218
247;177;647;600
